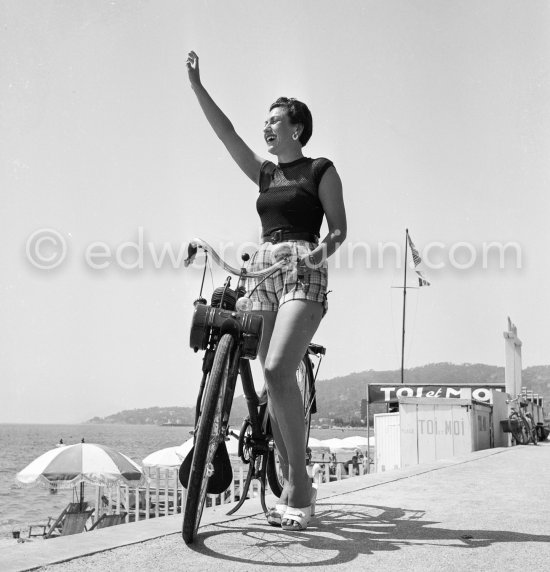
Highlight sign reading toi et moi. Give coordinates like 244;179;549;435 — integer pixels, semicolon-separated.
367;384;505;404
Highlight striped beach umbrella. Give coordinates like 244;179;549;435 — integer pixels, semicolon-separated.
16;442;148;490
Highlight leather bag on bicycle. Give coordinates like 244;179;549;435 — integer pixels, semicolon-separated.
179;440;233;495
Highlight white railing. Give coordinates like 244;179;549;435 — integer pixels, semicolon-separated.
89;461;368;526
310;461;367;485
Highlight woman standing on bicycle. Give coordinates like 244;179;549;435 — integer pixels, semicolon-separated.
186;51;347;531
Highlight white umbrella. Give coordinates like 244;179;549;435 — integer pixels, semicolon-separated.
320;438;351;449
341;435;374;453
142;446;185;468
175;438;194;460
16;442;147;510
142;439;196;468
307;437;331;457
225;435;239;457
142;435;240;469
319;438;358;462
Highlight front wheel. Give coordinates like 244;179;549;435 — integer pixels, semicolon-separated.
266;354;315;498
182;333;234;544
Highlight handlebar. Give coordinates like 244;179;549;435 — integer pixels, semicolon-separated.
506;395;529;408
184;237;294;279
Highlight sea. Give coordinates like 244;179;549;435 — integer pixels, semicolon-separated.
0;423;365;539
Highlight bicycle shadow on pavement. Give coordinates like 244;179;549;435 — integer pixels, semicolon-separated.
188;501;550;567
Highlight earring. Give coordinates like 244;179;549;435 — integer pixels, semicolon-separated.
292;132;299;141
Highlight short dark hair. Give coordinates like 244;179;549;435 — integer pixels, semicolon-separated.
269;97;313;147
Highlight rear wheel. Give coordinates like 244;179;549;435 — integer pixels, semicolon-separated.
182;334;234;544
509;412;521;444
509;412;529;445
266;354;314;497
520;421;531;445
526;415;539;445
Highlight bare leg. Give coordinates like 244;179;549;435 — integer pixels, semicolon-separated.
255;311;290;502
263;300;323;508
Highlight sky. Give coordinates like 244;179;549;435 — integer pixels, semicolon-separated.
1;0;549;424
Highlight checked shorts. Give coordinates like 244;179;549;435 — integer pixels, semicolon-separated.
247;240;329;315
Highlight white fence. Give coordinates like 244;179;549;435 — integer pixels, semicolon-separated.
90;461;367;525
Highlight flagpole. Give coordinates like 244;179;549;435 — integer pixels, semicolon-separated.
401;229;408;384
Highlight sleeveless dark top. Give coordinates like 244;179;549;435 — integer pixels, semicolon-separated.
256;157;333;238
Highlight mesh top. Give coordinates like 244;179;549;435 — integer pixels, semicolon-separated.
256;157;333;237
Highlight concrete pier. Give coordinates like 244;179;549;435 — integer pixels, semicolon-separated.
2;443;549;571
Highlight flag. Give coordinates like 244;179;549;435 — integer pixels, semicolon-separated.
417;271;430;287
407;232;431;287
407;234;422;266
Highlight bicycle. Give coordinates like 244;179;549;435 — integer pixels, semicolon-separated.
524;409;539;445
506;396;538;446
180;238;325;544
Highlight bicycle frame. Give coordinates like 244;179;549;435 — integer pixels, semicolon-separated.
229;359;272;514
225;347;322;516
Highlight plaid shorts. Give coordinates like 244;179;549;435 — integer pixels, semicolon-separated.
247;240;329;315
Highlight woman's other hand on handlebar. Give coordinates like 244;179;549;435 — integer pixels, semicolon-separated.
186;51;201;87
296;253;318;277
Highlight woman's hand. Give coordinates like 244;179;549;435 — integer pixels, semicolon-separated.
296;253;317;278
185;50;263;183
186;51;201;87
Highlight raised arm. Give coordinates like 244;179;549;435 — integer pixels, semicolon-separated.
186;51;263;184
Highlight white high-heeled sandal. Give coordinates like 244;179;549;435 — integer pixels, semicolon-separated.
281;485;317;531
266;503;287;527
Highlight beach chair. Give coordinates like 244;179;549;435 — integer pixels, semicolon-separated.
47;510;94;538
28;502;92;538
88;512;127;531
29;509;94;538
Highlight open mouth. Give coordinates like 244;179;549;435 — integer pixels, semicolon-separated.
265;135;276;144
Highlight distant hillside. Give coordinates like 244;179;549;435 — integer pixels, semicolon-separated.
86;363;550;426
87;406;196;426
311;363;550;423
